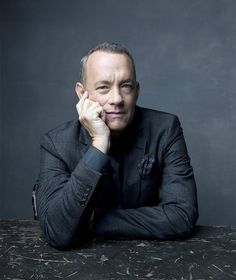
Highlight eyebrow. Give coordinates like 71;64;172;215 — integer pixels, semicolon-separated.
94;80;111;87
120;79;134;84
94;78;135;88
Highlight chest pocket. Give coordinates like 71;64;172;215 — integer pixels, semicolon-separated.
122;161;161;208
138;155;161;206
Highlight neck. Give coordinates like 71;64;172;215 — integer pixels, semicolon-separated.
110;130;125;138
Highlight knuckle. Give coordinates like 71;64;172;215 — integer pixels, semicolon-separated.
79;113;85;121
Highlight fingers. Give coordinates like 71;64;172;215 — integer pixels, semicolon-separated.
81;90;89;100
84;101;103;119
76;91;88;111
75;92;110;150
100;110;106;122
95;105;105;121
76;91;104;124
76;91;88;117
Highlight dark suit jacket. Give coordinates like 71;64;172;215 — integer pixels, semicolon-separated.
37;106;198;249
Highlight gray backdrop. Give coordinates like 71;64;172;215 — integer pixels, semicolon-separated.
1;0;236;225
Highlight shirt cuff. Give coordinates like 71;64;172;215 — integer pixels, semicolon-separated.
83;145;110;173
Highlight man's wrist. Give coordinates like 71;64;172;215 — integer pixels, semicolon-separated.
83;145;110;173
92;137;110;154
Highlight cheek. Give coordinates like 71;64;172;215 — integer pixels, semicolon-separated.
125;96;137;108
89;94;108;106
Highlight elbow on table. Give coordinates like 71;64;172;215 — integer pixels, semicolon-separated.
176;221;195;239
46;233;72;250
157;204;199;240
174;207;199;239
41;218;74;250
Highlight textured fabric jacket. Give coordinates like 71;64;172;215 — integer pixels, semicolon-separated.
37;106;198;249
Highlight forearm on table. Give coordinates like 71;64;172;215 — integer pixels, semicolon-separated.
94;201;198;240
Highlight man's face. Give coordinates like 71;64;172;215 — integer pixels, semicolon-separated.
82;51;139;136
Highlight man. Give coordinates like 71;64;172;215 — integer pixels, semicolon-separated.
36;42;198;249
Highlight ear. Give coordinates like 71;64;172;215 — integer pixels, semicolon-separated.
75;82;85;99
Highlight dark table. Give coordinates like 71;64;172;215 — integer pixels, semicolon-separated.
0;220;235;280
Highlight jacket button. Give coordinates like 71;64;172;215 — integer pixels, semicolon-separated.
80;202;85;207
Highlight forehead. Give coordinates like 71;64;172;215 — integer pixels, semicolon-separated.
85;51;134;81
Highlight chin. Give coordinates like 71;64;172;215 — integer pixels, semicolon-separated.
108;122;128;135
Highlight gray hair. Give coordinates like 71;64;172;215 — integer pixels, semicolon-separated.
80;42;136;84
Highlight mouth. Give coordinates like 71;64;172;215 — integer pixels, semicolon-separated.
105;112;126;118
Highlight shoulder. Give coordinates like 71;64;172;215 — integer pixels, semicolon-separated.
137;106;181;130
40;118;81;147
47;118;80;138
136;107;185;156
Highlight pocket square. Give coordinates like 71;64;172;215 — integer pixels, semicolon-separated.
138;154;156;177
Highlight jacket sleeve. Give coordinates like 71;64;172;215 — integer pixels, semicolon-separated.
94;116;199;240
37;134;108;249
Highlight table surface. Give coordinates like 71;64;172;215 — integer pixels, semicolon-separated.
0;220;235;280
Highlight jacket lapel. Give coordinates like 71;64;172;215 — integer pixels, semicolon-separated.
122;111;147;208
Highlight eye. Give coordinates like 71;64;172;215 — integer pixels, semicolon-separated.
96;85;109;93
97;86;108;90
121;83;134;92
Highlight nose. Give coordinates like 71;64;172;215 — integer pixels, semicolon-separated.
108;87;123;105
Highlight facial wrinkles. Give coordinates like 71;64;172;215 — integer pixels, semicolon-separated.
90;53;131;83
110;74;131;108
99;64;128;84
97;72;129;106
86;52;135;107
